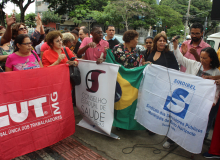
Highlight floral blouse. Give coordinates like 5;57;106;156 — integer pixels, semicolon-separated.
112;43;143;68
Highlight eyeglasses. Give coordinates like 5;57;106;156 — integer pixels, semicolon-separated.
22;42;33;46
190;32;201;36
19;27;27;31
55;39;63;43
108;29;115;31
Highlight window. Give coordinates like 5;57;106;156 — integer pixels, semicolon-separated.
206;40;215;49
36;2;41;6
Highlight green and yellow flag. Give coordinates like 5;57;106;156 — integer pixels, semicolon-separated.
105;50;146;130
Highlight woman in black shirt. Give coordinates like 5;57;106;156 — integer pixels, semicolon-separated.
146;33;179;70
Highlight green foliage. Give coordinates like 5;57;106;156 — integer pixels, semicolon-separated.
155;5;183;28
25;13;36;27
89;0;156;31
10;0;35;22
15;13;21;22
41;11;61;25
88;0;108;11
167;25;184;38
69;2;91;25
43;0;86;15
87;2;123;28
160;0;213;26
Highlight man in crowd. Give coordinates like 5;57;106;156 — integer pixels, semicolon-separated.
180;23;210;72
78;26;109;61
103;25;119;49
79;28;89;42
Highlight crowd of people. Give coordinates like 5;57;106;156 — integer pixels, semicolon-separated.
1;13;220;158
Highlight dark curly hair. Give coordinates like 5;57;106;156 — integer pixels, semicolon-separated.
152;33;169;52
190;23;203;33
201;47;220;69
14;34;30;52
123;30;139;43
46;30;63;48
12;23;27;40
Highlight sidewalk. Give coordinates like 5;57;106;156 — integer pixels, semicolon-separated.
13;107;213;160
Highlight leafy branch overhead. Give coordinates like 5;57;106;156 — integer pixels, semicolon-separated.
10;0;35;22
41;11;61;25
87;0;157;31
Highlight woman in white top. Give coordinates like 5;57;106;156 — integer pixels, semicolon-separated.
163;37;220;149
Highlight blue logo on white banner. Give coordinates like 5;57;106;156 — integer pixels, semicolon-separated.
163;85;194;119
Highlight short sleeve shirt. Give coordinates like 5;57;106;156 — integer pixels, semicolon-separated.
42;47;77;67
79;37;109;61
5;51;41;71
112;43;142;68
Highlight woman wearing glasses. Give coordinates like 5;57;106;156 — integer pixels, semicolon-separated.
42;31;78;67
11;13;45;48
5;34;43;71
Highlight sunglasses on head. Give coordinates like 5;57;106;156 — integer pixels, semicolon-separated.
19;27;27;31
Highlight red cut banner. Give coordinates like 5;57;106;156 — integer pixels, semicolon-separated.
0;64;75;160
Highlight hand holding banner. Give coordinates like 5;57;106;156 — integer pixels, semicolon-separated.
135;64;216;154
75;60;119;137
0;65;75;160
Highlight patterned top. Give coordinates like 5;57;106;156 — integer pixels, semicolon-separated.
112;43;143;68
0;45;14;55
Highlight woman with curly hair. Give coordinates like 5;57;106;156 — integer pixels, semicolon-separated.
112;30;144;68
42;30;78;67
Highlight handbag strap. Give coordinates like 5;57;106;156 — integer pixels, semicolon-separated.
63;47;70;60
31;50;39;62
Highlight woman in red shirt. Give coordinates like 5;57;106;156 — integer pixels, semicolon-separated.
42;31;78;67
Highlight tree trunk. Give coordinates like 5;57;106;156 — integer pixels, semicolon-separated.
125;20;128;31
0;9;5;27
20;4;25;23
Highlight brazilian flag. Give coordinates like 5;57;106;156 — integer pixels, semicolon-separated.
105;49;146;130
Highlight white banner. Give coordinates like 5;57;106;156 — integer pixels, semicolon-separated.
135;64;216;154
75;60;120;136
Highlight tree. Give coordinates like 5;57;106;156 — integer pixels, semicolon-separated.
43;0;86;15
87;2;123;29
69;3;91;25
41;10;61;26
25;13;36;27
0;0;9;27
15;13;21;22
114;0;154;31
160;0;216;35
89;0;108;11
155;5;183;29
93;0;154;31
10;0;35;23
167;25;184;38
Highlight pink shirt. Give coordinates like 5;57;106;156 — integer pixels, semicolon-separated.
40;42;50;52
79;37;109;61
6;51;41;71
180;39;210;72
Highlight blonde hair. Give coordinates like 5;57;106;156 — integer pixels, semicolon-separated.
62;33;75;45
